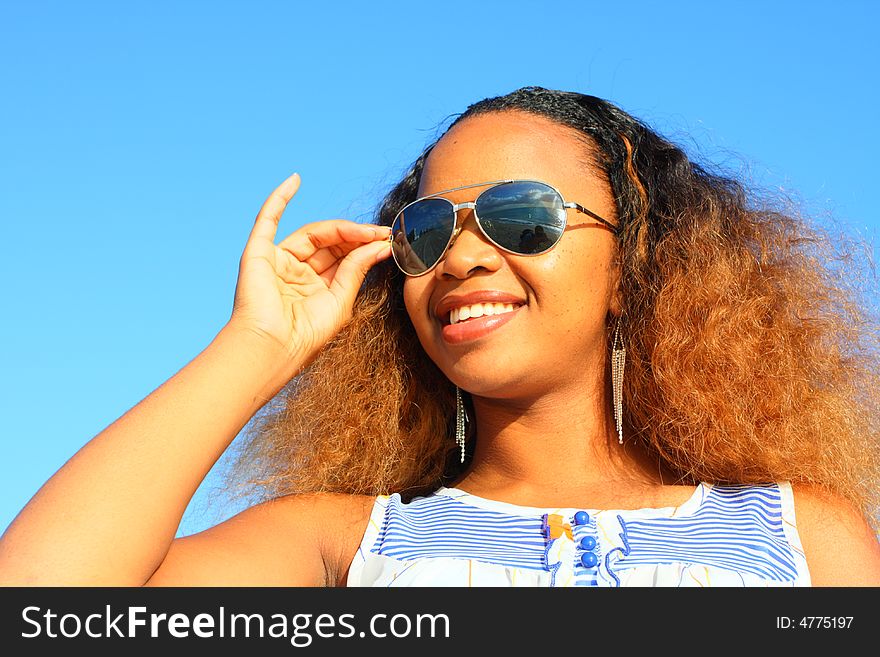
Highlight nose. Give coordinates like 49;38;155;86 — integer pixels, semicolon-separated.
434;207;504;280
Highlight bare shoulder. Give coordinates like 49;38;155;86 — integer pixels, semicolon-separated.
790;483;880;586
146;492;374;587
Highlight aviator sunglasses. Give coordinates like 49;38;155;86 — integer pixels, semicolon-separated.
388;179;620;276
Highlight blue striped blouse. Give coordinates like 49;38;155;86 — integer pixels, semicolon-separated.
346;482;811;587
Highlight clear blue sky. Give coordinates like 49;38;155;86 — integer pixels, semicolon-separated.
1;1;878;537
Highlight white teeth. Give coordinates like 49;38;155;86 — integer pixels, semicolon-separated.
448;302;520;325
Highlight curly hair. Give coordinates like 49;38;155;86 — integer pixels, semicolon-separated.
226;87;880;526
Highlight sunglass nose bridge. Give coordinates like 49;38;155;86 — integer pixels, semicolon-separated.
447;224;464;248
446;200;478;249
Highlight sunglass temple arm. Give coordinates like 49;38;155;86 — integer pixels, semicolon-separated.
565;202;622;236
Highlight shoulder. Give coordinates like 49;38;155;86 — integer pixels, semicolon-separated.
789;483;880;586
246;491;377;587
148;492;376;587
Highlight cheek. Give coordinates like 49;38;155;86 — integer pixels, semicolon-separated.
533;243;615;311
403;279;431;332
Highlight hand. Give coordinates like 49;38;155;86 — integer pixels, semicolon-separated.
227;173;392;367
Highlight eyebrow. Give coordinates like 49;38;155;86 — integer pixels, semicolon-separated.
416;179;521;200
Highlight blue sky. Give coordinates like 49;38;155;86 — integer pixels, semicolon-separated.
1;1;878;537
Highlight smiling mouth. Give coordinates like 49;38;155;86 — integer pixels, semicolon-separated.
447;302;523;325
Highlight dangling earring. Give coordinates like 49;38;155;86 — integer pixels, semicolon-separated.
455;386;468;463
611;316;626;445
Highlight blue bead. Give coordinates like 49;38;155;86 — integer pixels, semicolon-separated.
573;510;590;525
580;552;598;568
579;536;597;551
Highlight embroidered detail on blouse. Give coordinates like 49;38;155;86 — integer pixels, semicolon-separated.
345;482;812;587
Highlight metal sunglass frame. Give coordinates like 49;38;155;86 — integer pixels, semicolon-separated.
388;179;621;277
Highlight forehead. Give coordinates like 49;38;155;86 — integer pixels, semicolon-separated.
418;111;596;198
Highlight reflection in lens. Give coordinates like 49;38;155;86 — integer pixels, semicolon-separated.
476;182;565;254
390;199;456;275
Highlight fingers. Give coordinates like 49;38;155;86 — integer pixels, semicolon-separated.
243;175;391;277
279;220;391;264
246;173;302;248
327;239;393;301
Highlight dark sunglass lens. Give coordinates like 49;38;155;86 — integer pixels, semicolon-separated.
390;199;456;275
475;182;565;254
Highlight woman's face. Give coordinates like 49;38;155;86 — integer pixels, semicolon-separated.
403;111;620;399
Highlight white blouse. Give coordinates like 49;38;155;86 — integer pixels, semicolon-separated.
347;482;811;587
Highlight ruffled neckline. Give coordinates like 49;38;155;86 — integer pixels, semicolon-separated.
433;483;709;519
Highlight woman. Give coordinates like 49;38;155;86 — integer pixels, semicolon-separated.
2;87;879;586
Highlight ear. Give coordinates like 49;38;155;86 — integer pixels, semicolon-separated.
608;260;623;317
609;292;623;318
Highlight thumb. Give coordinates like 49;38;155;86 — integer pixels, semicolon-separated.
328;239;392;304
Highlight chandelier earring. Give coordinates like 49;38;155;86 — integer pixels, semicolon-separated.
611;316;626;445
455;386;468;463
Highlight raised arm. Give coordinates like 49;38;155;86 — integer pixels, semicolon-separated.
0;173;392;586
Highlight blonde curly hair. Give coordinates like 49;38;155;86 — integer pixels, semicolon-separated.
226;87;880;528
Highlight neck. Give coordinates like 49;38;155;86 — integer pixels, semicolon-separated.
456;380;673;496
